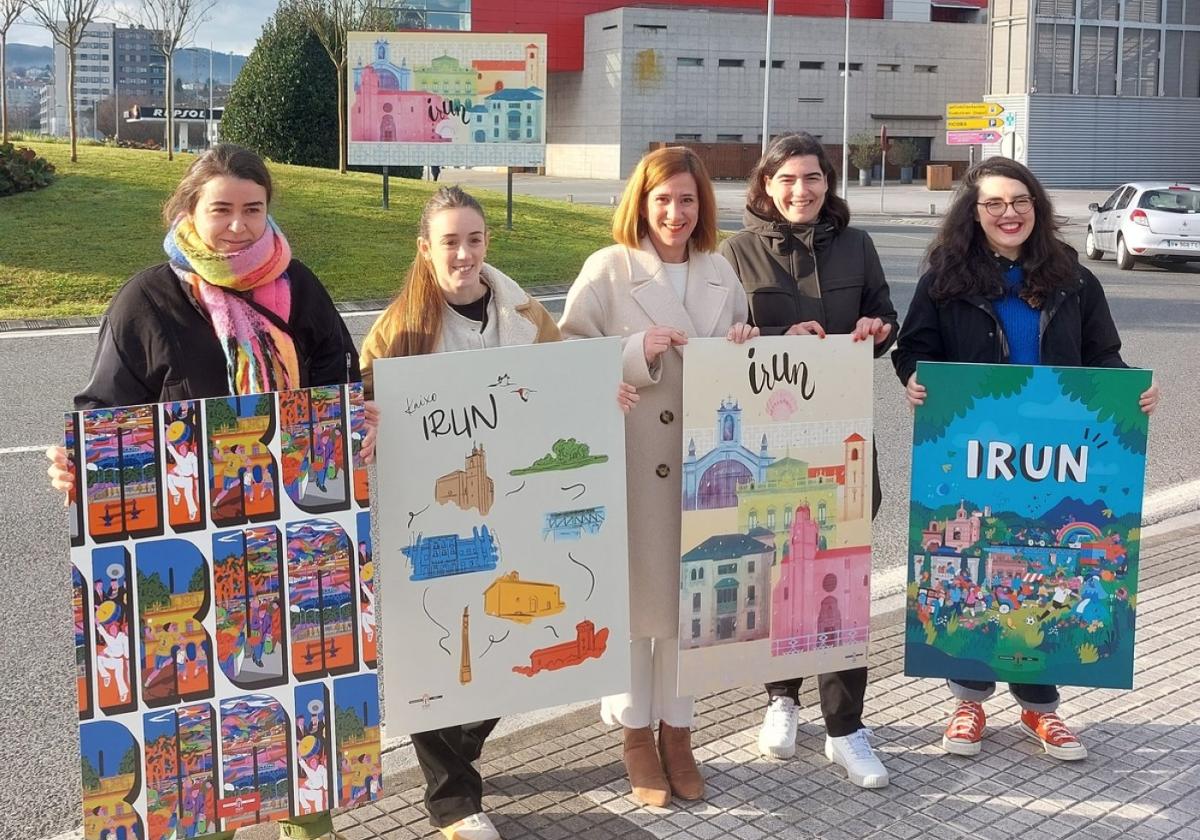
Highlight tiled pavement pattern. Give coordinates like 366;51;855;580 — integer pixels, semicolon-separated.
329;525;1200;840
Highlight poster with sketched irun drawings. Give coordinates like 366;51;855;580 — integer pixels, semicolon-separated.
67;385;380;840
677;336;875;696
905;362;1150;689
374;338;631;733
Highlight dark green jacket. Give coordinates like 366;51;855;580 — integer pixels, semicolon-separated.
719;207;898;357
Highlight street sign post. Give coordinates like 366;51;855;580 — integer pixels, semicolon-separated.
946;102;1005;118
879;124;888;212
947;130;1002;145
947;117;1004;131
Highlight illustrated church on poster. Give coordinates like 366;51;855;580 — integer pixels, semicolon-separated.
682;398;774;510
435;443;494;516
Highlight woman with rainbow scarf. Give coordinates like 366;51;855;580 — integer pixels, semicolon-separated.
47;143;358;840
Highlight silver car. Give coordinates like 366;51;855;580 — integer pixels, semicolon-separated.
1085;182;1200;270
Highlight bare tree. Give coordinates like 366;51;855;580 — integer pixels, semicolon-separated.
1;0;31;142
29;0;104;161
296;0;391;173
122;0;214;159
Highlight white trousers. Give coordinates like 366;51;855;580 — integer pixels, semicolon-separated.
601;637;693;729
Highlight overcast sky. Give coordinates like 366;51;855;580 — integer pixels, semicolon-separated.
10;0;280;55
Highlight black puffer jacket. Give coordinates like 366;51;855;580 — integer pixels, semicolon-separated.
718;207;898;357
76;260;360;409
892;262;1126;386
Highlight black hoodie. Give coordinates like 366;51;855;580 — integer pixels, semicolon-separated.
719;206;898;356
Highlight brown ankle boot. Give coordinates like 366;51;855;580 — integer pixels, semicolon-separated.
657;722;705;801
622;725;671;807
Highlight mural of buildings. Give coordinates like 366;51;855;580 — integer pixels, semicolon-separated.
470;87;544;143
680;531;773;647
435;443;494;516
484;571;565;624
771;505;870;656
921;499;988;551
683;398;774;510
473;43;541;94
414;54;477;101
404;526;499;581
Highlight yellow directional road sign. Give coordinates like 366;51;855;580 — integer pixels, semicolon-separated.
946;102;1005;118
947;117;1003;130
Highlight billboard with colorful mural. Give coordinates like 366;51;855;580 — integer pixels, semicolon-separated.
347;31;547;167
904;362;1152;689
372;338;631;734
676;336;875;696
68;385;380;840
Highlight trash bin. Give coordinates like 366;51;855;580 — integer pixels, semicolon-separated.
926;164;953;191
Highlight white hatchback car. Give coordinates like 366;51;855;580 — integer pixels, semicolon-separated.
1085;182;1200;270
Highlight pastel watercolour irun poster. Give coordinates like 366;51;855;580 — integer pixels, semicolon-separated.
69;386;379;840
677;336;875;696
905;362;1152;689
373;338;631;734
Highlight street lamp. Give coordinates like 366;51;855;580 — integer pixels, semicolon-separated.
760;0;775;155
841;0;851;198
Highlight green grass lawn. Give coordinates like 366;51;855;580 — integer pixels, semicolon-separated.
0;143;616;319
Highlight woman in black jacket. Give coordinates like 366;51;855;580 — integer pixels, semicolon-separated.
893;156;1159;762
48;144;358;840
719;132;896;789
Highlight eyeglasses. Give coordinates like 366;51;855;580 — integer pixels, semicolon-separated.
977;196;1035;217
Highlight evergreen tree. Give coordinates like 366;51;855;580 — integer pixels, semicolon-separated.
221;0;338;169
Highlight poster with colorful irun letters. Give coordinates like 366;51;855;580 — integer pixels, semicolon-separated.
347;31;547;167
68;385;381;840
905;362;1152;689
677;336;875;696
373;338;631;734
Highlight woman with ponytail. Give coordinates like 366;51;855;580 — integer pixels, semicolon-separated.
359;185;636;840
46;144;359;840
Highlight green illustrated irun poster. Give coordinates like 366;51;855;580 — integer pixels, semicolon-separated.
905;362;1151;689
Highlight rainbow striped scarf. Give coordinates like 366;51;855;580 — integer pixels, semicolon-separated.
165;215;300;395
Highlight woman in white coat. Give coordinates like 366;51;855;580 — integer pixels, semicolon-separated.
559;146;756;808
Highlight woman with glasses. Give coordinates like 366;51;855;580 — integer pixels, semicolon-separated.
892;156;1159;761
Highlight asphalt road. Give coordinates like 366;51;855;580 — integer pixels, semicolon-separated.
2;222;1197;840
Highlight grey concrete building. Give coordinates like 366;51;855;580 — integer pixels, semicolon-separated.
985;0;1200;185
114;25;168;104
50;21;113;137
545;5;990;178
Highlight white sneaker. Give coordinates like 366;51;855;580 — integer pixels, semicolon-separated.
440;812;500;840
757;696;799;759
825;728;889;788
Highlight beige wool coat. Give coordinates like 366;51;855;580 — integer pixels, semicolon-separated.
559;238;750;639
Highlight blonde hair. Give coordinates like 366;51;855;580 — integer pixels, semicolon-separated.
612;146;718;253
387;186;487;357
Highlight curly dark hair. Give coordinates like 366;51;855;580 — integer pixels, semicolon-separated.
746;132;850;231
925;157;1078;308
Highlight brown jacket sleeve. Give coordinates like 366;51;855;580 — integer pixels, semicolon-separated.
359;302;403;400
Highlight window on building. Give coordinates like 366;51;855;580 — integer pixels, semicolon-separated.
717;587;738;610
716;133;743;142
785;506;793;527
748;510;758;529
760;59;785;69
877;63;901;72
635;23;667;31
698;567;704;580
693;592;702;612
1121;27;1161;96
717;563;738;575
798;60;824;70
692;619;701;638
1078;25;1120;95
818;501;827;524
674;133;701;141
747;611;756;630
677;57;704;67
838;62;863;71
748;560;756;574
1033;22;1074;93
914;64;938;73
767;509;776;529
747;585;756;604
718;58;744;68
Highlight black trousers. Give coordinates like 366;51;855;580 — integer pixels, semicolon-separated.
411;718;500;828
765;668;867;738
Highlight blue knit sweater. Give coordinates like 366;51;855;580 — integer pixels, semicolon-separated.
993;261;1040;365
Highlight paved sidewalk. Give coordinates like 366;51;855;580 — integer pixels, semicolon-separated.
313;523;1200;840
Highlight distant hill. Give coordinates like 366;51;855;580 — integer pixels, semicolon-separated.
6;43;54;73
175;48;247;86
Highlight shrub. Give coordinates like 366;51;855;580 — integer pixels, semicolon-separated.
888;138;919;168
0;143;56;197
848;132;880;172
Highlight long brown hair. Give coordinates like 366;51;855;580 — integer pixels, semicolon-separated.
163;144;273;225
925;157;1077;307
746;132;850;230
612;146;718;252
388;186;488;357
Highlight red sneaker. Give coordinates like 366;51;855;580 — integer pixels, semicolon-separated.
1020;710;1087;761
942;701;986;756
